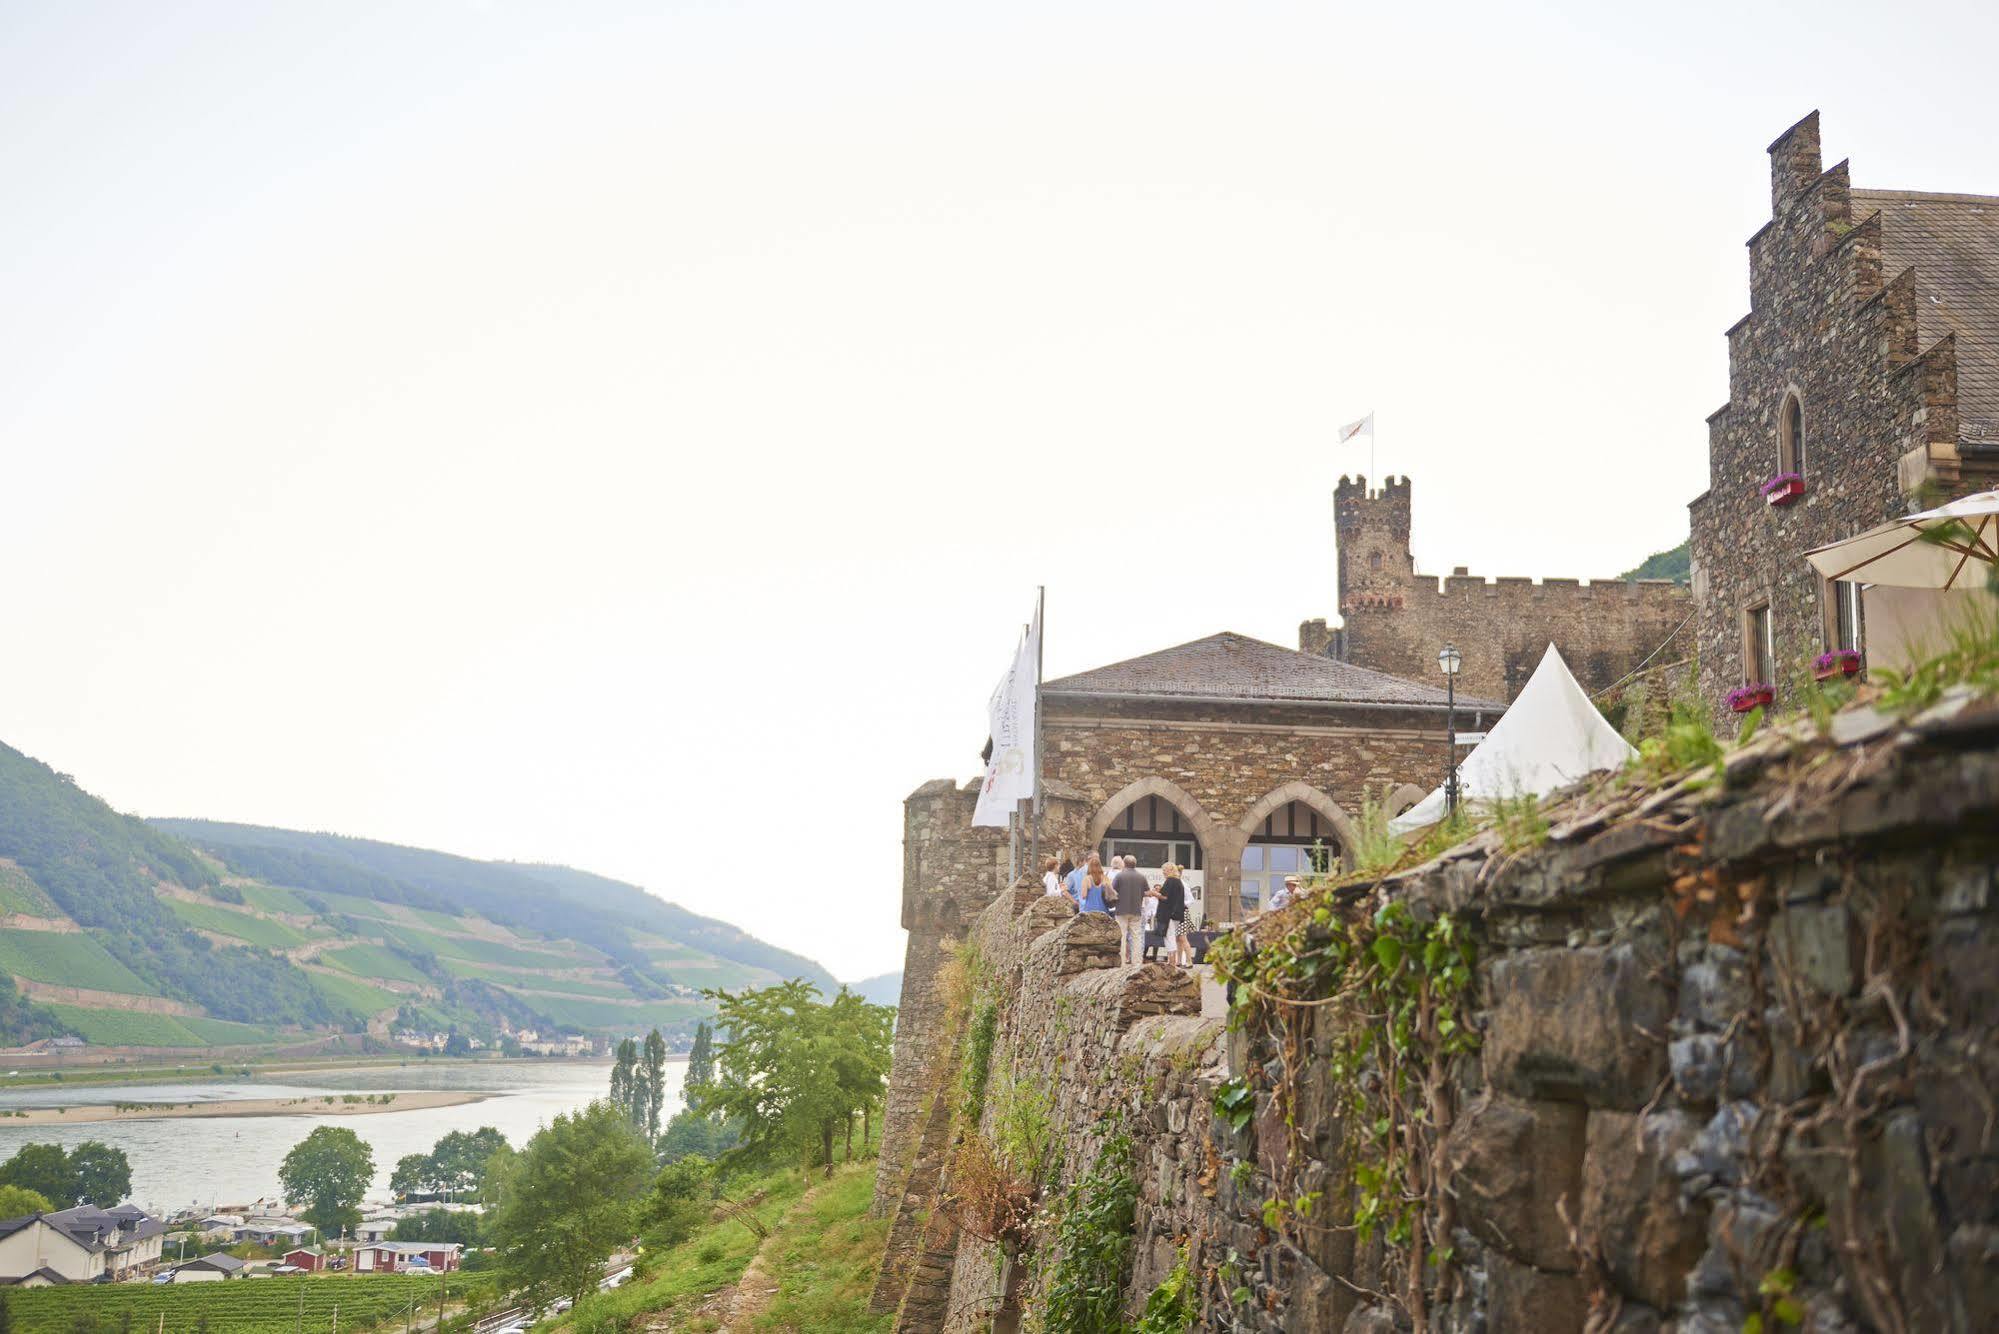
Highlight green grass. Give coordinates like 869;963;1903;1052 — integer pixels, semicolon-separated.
181;1016;290;1045
321;943;434;987
751;1163;893;1333
407;905;469;933
0;928;157;995
519;995;702;1031
553;1165;809;1334
3;1271;491;1333
0;861;60;917
307;969;401;1019
167;898;311;949
232;879;316;916
646;954;782;991
44;1004;205;1047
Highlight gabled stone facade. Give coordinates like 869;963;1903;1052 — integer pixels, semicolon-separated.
1688;111;1999;722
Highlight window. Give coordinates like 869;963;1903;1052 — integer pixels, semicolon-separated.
1744;604;1773;685
1831;580;1865;654
1779;394;1805;477
1368;550;1383;570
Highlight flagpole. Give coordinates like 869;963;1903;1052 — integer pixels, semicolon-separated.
1028;585;1044;876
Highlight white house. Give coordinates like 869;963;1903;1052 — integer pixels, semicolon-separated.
0;1206;168;1285
170;1252;245;1282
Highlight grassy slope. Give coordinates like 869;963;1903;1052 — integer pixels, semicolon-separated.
549;1161;890;1334
167;897;312;949
0;929;158;995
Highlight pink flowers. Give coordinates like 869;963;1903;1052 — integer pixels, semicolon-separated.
1727;683;1774;713
1814;649;1861;680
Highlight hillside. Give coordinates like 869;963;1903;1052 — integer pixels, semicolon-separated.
1618;538;1691;583
153;821;840;996
0;740;836;1053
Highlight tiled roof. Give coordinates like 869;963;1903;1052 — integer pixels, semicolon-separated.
1853;189;1999;444
1042;632;1504;710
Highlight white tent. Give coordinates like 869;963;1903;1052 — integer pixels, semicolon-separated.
1389;644;1635;834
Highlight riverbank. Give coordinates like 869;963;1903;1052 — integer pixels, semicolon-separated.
0;1088;492;1125
0;1053;609;1093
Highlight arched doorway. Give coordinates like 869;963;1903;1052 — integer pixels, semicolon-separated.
1234;782;1359;915
1085;779;1216;926
1240;801;1339;912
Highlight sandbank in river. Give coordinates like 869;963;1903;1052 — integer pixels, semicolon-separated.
2;1089;492;1126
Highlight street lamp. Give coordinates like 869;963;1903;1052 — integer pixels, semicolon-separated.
1438;645;1462;817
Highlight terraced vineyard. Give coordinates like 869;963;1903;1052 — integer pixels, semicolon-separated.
167;898;313;949
5;1271;492;1333
0;929;157;995
42;1004;205;1047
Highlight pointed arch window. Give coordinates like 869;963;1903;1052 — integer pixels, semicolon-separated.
1779;394;1806;478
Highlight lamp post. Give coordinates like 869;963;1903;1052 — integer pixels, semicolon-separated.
1438;644;1462;817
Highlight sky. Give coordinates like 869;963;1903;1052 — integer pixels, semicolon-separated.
3;1;1996;982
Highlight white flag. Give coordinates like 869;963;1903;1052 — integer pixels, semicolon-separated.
1336;412;1375;446
971;604;1040;828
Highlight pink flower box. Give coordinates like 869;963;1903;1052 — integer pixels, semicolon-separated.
1761;473;1805;506
1727;683;1774;714
1814;650;1861;681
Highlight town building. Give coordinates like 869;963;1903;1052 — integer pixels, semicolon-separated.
0;1206;167;1284
282;1246;328;1272
169;1253;245;1282
1301;475;1693;704
1688;111;1998;718
353;1241;462;1273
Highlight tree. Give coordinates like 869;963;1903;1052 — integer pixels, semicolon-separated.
641;1029;668;1144
67;1143;132;1206
0;1145;73;1205
640;1156;712;1248
278;1127;374;1237
692;980;895;1177
608;1037;639;1129
389;1208;483;1247
0;1143;131;1208
389;1154;434;1201
685;1021;714;1089
0;1184;52;1217
490;1102;652;1311
430;1127;509;1197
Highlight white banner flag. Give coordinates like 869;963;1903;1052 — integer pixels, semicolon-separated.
1336;412;1375;446
971;604;1041;828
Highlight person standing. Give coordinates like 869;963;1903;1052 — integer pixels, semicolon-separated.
1158;863;1190;966
1111;857;1150;965
1078;858;1110;914
1042;857;1063;896
1064;854;1090;909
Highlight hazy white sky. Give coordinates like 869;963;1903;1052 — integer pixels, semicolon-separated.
4;1;1995;980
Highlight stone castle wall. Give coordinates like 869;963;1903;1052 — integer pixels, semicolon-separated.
1316;476;1693;704
875;690;1999;1332
1687;112;1968;727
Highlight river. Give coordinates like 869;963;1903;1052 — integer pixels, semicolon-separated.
0;1060;682;1215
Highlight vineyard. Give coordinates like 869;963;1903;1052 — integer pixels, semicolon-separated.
3;1271;494;1333
0;928;156;995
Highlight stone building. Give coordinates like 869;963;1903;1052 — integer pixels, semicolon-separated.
1300;475;1694;705
1688;111;1998;719
871;630;1500;1261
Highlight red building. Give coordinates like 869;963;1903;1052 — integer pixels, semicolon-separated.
280;1247;327;1272
353;1242;461;1273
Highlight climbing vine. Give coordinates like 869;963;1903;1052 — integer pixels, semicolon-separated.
1208;893;1479;1330
1039;1123;1137;1334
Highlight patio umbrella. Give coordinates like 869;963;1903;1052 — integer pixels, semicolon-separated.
1806;489;1999;589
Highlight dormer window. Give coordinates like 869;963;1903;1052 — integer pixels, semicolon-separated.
1779;394;1805;478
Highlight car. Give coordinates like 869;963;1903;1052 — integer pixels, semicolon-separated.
150;1272;175;1285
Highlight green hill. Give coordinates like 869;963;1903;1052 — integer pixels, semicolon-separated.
1619;539;1691;583
154;821;841;996
0;739;838;1053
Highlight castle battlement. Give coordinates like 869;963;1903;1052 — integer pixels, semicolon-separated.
1319;475;1694;701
